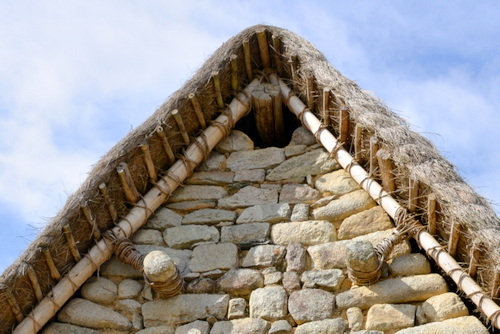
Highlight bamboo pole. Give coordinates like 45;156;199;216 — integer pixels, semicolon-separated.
242;39;252;79
269;73;500;329
256;28;270;68
41;247;61;280
212;71;224;109
230;54;239;92
116;162;140;203
140;142;158;182
63;225;81;262
99;183;118;223
156;126;176;164
188;93;206;129
12;77;261;334
81;203;101;239
172;109;190;145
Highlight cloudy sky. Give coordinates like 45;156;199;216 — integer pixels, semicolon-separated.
1;1;499;272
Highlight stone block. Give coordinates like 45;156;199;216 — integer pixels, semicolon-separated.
234;169;266;183
242;245;285;267
215;129;254;153
147;207;183;229
189;243;238;272
288;289;335;324
422;292;469;322
279;184;321;204
312;189;376;221
142;294;229;327
186;171;234;185
221;223;270;246
294;318;345;334
228;298;247;319
182;208;237;225
290;203;309;221
175;320;209;334
219;186;278;209
301;269;345;291
136;326;175;334
169;185;227;202
347;307;363;331
249;286;288;320
395;316;489;334
210;318;270;334
366;303;416;331
269;319;293;334
390;253;431;276
41;323;99;334
282;271;301;295
166;200;216;212
132;229;165;245
237;203;291;224
286;243;307;273
81;277;117;304
196;151;226;171
118;279;143;299
135;245;192;276
338;206;393;240
284;144;306;158
58;298;131;330
217;269;264;296
164;225;219;249
271;220;336;246
226;147;286;171
289;126;316;146
336;274;448;309
315;169;360;195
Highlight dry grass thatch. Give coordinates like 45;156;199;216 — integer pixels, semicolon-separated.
1;24;498;333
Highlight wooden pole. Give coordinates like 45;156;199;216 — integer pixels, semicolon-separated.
269;73;500;329
448;221;462;257
212;71;224;109
41;247;61;280
256;28;270;68
408;178;419;213
322;88;331;127
140;142;158;182
354;124;363;162
5;292;23;322
271;35;283;75
230;54;239;92
306;76;315;110
12;77;261;334
468;238;482;278
62;225;81;262
427;194;437;235
242;39;252;79
369;137;379;176
156;126;176;164
172;109;190;145
290;55;298;91
81;203;101;239
188;93;206;129
26;265;43;302
99;183;118;223
116;162;140;203
376;149;396;193
492;266;500;299
339;108;350;145
252;83;281;146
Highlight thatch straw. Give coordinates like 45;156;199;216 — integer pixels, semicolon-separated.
1;24;499;333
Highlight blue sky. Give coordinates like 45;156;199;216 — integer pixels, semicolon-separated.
1;1;499;272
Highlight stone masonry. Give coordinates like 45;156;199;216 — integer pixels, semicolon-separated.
43;127;489;334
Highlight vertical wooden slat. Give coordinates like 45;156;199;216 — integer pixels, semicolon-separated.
468;238;482;278
116;162;140;203
354;124;363;162
156;126;175;164
339;109;350;145
188;93;206;129
140;142;158;181
322;88;331;127
427;194;437;235
256;28;270;68
242;39;252;79
63;224;81;262
212;71;224;109
369;137;379;176
376;149;396;192
408;178;420;213
290;56;298;91
172;109;190;145
448;221;461;257
26;265;43;302
81;203;101;239
230;54;239;92
5;291;23;322
272;35;283;75
99;183;118;223
492;266;500;299
306;76;315;110
41;246;61;280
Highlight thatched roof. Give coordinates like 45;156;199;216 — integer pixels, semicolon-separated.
1;24;499;333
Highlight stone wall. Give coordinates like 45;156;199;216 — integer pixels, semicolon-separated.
42;128;489;334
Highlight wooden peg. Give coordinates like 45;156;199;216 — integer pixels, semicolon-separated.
41;246;61;280
322;88;331;126
63;224;81;262
448;221;461;257
188;93;206;129
369;137;379;176
140;142;158;181
230;54;239;92
306;76;315;110
252;83;282;146
272;35;283;75
81;203;101;239
26;265;43;302
99;183;118;222
290;56;298;90
242;39;252;79
408;178;420;212
468;238;482;278
156;126;175;164
339;108;350;145
116;162;140;203
376;149;396;192
354;124;363;162
5;291;23;322
256;28;270;68
212;71;224;108
492;266;500;299
427;194;437;235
